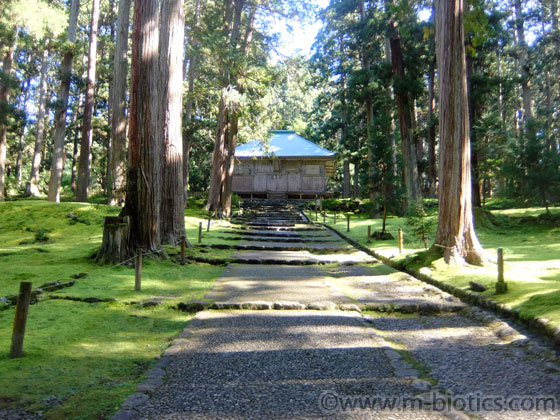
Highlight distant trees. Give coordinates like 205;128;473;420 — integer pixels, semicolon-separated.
47;0;80;203
108;0;132;206
76;0;101;202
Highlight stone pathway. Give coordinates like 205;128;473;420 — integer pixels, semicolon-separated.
113;200;560;420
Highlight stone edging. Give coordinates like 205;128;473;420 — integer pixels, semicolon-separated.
318;220;560;349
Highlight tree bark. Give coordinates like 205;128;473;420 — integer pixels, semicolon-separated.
25;47;49;197
389;21;422;207
433;0;484;265
466;53;481;208
206;0;250;215
70;131;79;192
108;0;132;206
358;0;377;210
343;160;351;198
16;78;32;187
215;1;254;218
427;56;437;198
76;0;101;202
183;0;200;203
47;0;80;202
123;0;163;255
207;94;228;212
513;0;534;122
159;0;187;245
221;111;238;217
353;160;360;199
0;26;17;201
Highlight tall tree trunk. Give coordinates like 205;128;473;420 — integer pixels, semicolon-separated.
221;111;238;217
159;0;187;245
514;0;534;122
389;21;422;207
70;92;84;192
207;94;228;212
384;36;398;180
466;53;481;208
16;77;32;187
76;0;101;202
108;0;132;206
124;0;163;254
353;160;359;198
206;0;235;213
427;57;437;198
340;61;351;199
496;47;505;124
25;47;49;197
0;26;17;201
343;160;351;198
70;131;79;192
551;0;560;151
206;0;251;215
359;0;377;211
220;3;254;217
47;0;80;202
433;0;484;265
183;0;200;204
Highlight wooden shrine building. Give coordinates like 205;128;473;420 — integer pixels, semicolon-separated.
232;130;336;199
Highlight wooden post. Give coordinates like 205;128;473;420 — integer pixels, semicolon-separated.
9;282;32;358
322;212;326;223
496;248;508;293
315;207;318;221
198;222;202;244
207;216;211;232
180;237;186;265
346;214;350;232
398;228;403;254
334;211;337;224
368;225;371;242
135;249;142;291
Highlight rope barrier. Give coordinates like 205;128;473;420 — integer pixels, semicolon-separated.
113;236;185;268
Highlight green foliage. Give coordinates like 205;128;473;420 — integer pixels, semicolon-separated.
321;198;360;212
405;203;435;249
33;227;50;242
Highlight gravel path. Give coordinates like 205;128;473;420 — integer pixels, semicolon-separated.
113;201;560;420
205;264;349;303
134;311;448;420
368;314;560;419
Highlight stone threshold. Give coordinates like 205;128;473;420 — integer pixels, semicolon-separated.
174;299;464;314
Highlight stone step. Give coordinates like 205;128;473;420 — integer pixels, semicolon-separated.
217;235;341;243
197;243;349;252
234;226;324;232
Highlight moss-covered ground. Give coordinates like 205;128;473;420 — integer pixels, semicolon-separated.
0;199;231;419
308;203;560;326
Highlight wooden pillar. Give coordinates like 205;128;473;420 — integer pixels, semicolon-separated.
135;249;142;291
9;282;32;358
180;237;186;265
496;248;508;293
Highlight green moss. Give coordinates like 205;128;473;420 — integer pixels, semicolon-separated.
0;200;227;419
